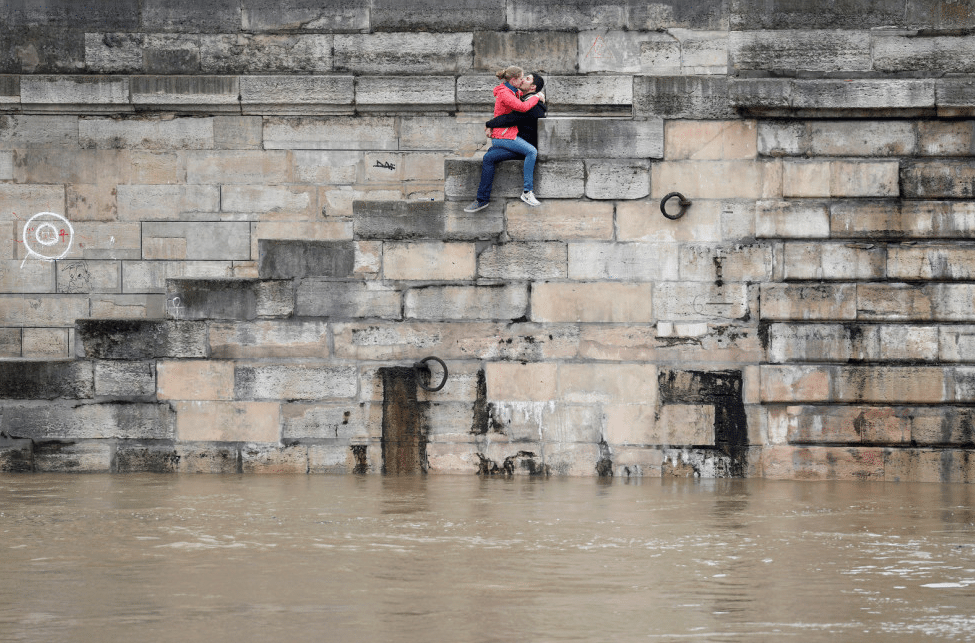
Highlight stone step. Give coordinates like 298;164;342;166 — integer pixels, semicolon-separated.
165;279;294;321
352;200;503;241
76;319;208;359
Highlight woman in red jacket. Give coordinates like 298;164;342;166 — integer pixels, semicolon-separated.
489;66;545;206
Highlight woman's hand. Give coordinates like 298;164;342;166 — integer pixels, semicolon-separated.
485;127;492;138
536;92;545;103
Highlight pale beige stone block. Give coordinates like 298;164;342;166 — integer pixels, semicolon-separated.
362;151;446;182
760;283;857;320
1;185;66;218
606;403;712;446
404;285;527;321
176;401;281;442
241;444;309;473
182;150;293;184
558;363;657;405
760;365;831;403
293;150;361;184
918;121;974;156
568;242;680;281
506;200;614;241
486;362;557;401
651;160;781;199
157;360;235;401
665;120;757;160
755;200;830;238
0;295;90;326
830;160;899;197
782;160;830;197
679;244;772;282
833;366;947;404
383;242;476;281
531;282;653;323
0;260;55;293
355;241;382;277
66;184;117;222
617;199;723;243
209;321;329;359
888;246;975;280
808;121;916;156
22;327;70;358
857;284;932;321
117;185;220;221
653;282;750;321
143;237;187;260
781;242;885;280
221;185;317;217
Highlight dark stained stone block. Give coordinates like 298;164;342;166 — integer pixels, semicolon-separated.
0;361;93;400
76;319;207;359
165;279;294;320
241;0;370;32
634;76;735;120
353;201;504;241
141;0;241;31
730;0;972;30
116;440;179;473
473;31;578;74
902;160;975;199
372;0;505;31
259;240;355;279
4;0;141;29
0;28;85;74
0;436;33;472
1;402;176;440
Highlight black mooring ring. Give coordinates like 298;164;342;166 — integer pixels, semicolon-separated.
414;356;448;392
660;192;692;220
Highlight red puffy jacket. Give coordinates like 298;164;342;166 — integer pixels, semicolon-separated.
490;82;540;140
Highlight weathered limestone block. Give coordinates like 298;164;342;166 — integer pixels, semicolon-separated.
0;260;56;293
782;160;899;198
610;404;714;446
584;160;651;200
121;261;233;293
21;76;130;112
578;30;680;75
34;441;113;473
115;441;180;473
209;320;329;359
874;34;975;74
0;436;33;472
617;199;735;243
458;75;632;113
835;366;948;404
22;328;71;358
0;329;21;358
856;284;932;321
507;0;625;30
579;322;762;364
222;184;317;218
485;362;557;401
473;31;577;73
201;35;332;74
355;76;456;111
235;364;358;401
258;240;354;279
383;242;476;281
651;160;781;199
780;242;885;281
175;401;281;443
539;117;664;160
129;76;239;111
755;200;830;238
240;0;369;32
166;279;293;320
791;79;936;113
902;160;975;199
213;115;262;149
264;116;397;150
444;159;585;200
939;325;975;362
559;363;657;405
665;120;756;160
83;33;145;73
477;242;567;280
679;243;772;282
76;319;206;358
333;321;579;362
937;77;975;117
634;76;734;119
140;34;204;75
884;448;975;484
90;293;166;320
176;444;240;474
0;361;93;400
762;446;885;481
14;221;139;262
0;184;66;217
771;121;917;157
918;121;975;156
0;150;12;179
404;285;528;321
241;444;309;474
767;323;940;364
653;282;750;321
0;115;78;148
930;284;975;321
398;116;486;153
142;0;239;30
888;245;975;281
505;200;613;241
730;30;871;72
353;201;503;241
56;261;121;294
78;116;214;150
182;150;292;184
759;365;831;403
568;242;679;281
731;0;974;30
531;282;653;323
334;33;473;74
157;360;235;401
0;401;174;439
94;360;155;397
295;280;401;319
759;283;857;320
282;402;377;441
142;222;250;261
0;295;88;326
65;183;119;222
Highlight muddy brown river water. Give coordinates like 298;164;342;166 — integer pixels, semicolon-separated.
1;474;975;642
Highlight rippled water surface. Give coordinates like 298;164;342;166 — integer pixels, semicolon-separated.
2;475;975;642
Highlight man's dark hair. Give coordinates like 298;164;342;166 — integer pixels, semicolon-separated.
529;72;544;93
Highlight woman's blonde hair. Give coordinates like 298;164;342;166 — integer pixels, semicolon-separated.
495;66;524;81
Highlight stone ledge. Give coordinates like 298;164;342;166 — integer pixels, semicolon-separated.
730;77;938;117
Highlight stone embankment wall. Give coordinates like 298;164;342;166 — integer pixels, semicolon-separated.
2;0;975;480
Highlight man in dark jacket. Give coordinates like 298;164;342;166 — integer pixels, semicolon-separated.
464;73;546;212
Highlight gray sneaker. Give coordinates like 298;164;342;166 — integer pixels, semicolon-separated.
464;200;490;213
520;191;540;206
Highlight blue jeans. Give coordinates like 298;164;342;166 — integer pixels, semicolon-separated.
477;137;537;200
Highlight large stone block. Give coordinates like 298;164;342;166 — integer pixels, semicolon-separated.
176;444;240;474
182;150;292;185
404;285;528;321
790;79;936;114
93;360;156;397
240;75;354;115
0;260;56;293
22;328;70;358
1;401;173;440
201;35;332;74
141;0;239;30
0;184;66;217
353;201;504;241
142;222;250;261
634;76;734;119
157;360;235;401
653;282;750;321
209;320;329;359
295;280;401;319
0;115;79;149
221;185;317;218
477;242;567;280
258;240;355;279
857;284;932;321
780;242;885;280
56;260;121;294
730;30;871;72
888;245;975;281
559;363;657;405
129;76;239;111
756;200;830;239
356;75;456;110
568;242;679;281
33;441;113;474
444;158;585;200
874;33;975;74
235;364;358;400
0;329;21;358
833;366;948;404
383;242;476;281
175;401;281;442
539;117;664;160
79;116;214;150
76;319;207;359
679;243;772;282
166;278;294;321
240;0;370;32
616;198;729;243
531;282;653;323
21;76;130;112
937;77;975;117
782;160;898;198
213;116;263;149
651;160;782;199
264;116;397;150
884;448;975;484
665;120;756;160
485;362;557;401
626;0;729;30
902;160;975;199
121;261;233;294
730;0;972;30
584;160;651;200
759;283;857;321
506;200;613;241
473;31;577;73
0;295;89;326
0;361;93;400
334;33;473;74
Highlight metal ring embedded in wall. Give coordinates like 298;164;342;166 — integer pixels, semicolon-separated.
414;356;448;392
660;192;692;220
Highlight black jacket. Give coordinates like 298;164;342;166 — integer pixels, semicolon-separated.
484;92;547;148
